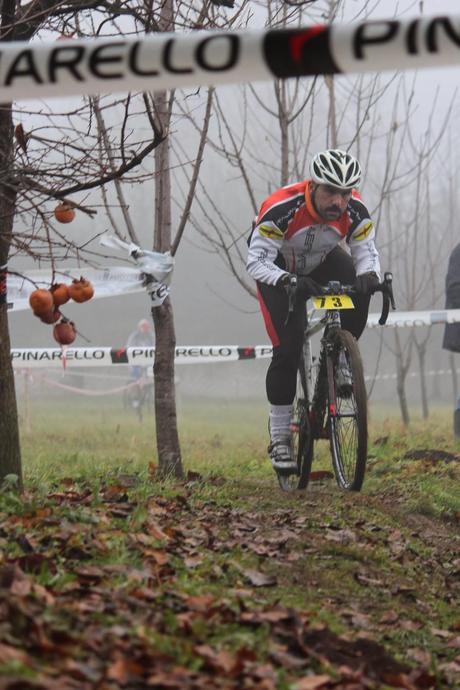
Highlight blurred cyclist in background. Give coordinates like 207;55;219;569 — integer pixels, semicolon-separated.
127;318;155;350
126;318;155;383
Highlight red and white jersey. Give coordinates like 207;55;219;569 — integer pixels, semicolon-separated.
247;180;380;286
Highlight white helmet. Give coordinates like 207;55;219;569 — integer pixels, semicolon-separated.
310;149;362;190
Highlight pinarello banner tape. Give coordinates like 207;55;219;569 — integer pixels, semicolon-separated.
11;346;274;368
10;307;460;368
1;15;460;102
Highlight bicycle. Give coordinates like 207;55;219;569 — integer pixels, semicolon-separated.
277;272;395;493
123;367;154;422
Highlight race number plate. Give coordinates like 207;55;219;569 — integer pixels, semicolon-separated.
312;295;354;310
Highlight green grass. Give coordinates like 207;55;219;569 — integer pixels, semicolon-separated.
5;396;460;687
20;396;268;482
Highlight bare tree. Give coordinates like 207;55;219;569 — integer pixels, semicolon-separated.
0;1;141;487
0;0;231;485
76;1;239;477
379;88;456;424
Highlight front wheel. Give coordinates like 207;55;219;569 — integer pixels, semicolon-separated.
328;329;367;491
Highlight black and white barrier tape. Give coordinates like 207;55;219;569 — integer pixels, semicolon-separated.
10;308;460;369
1;15;460;102
11;346;274;368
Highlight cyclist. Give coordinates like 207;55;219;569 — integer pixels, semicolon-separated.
126;318;155;385
246;149;381;475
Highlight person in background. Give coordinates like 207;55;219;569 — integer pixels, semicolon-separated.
442;243;460;435
126;318;155;350
246;149;381;476
126;318;155;382
442;243;460;354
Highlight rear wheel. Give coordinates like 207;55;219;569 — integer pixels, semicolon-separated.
277;353;314;492
328;329;367;491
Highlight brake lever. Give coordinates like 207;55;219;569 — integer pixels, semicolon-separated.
383;271;396;310
378;272;396;326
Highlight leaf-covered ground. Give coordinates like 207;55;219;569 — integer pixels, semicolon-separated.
1;401;459;689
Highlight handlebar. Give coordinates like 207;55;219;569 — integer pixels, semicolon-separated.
284;271;396;326
321;272;395;325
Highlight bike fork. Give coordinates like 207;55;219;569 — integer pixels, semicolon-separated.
326;353;337;419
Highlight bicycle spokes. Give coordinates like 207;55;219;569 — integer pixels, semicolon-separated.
328;332;367;491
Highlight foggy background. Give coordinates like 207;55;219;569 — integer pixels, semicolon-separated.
8;0;460;415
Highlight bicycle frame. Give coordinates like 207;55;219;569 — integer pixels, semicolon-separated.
301;308;342;439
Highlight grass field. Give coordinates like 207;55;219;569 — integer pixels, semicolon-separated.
1;395;459;689
19;396;460;520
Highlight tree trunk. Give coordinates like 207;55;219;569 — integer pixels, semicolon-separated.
396;366;410;427
417;343;429;420
152;299;182;478
0;105;22;487
153;86;183;479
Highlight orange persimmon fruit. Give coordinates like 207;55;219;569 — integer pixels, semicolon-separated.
50;283;70;306
54;203;75;224
29;288;54;316
69;277;94;303
37;308;61;324
53;319;76;345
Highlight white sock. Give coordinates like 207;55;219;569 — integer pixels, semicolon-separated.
269;404;293;443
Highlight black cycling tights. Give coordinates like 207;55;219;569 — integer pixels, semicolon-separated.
257;247;371;406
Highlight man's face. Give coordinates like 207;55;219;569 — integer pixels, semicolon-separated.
310;182;351;221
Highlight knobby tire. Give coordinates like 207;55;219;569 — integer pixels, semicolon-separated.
328;329;367;491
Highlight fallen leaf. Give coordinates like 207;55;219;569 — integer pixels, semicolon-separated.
400;619;423;631
380;610;399;624
430;627;452;638
143;549;169;565
146;520;171;541
407;647;432;666
325;528;357;543
106;657;144;683
355;572;384;587
0;642;29;664
243;569;277;587
294;674;331;689
309;471;333;481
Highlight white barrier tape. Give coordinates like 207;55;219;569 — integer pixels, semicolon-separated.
1;15;460;102
7;266;145;311
99;235;174;307
11;346;274;368
10;307;460;369
365;308;460;328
